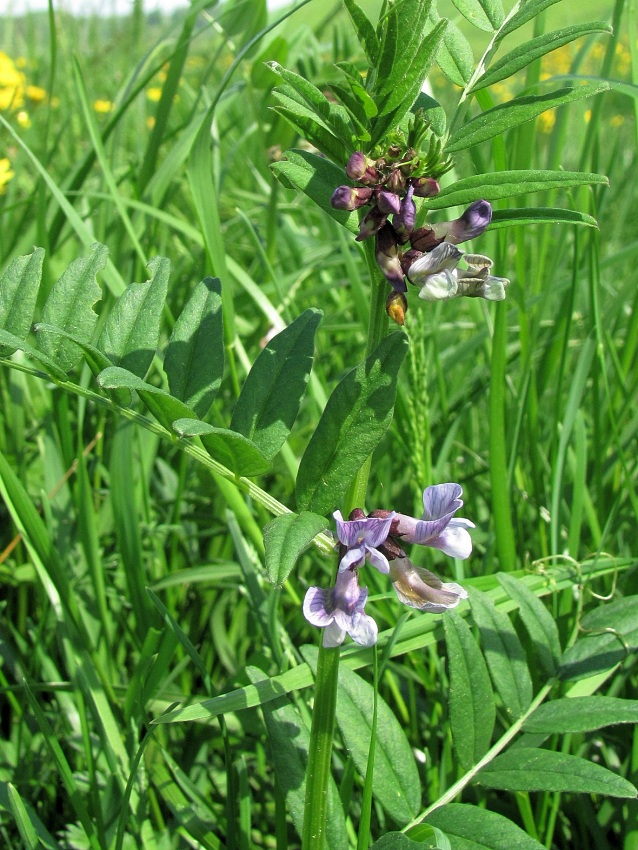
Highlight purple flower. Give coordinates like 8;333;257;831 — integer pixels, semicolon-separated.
375;224;406;292
377;188;401;216
408;244;509;303
389;556;467;612
303;568;378;647
411;176;440;198
433;200;492;245
393;483;474;559
346;151;379;184
334;509;395;573
392;184;416;242
331;185;373;211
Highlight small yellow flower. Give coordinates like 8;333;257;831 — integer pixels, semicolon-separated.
26;84;47;103
17;110;31;128
584;109;592;124
0;157;15;193
146;86;162;102
93;99;114;114
537;110;556;134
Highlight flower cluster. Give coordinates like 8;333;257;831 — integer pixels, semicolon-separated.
331;144;509;323
303;484;473;648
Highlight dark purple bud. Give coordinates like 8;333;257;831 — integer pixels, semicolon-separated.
386;168;406;194
410;225;444;253
348;508;367;521
330;185;373;211
386;290;407;326
356;207;387;242
386;144;402;161
346;151;380;185
376;188;401;216
447;199;492;243
375;224;405;291
411;177;440;197
393;185;416;242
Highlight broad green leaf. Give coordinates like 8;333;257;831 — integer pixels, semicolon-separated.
38;242;108;372
230;308;321;460
426;803;547;850
97;365;196;431
430;7;474;87
523;697;638;735
422;170;608;210
267;63;356;144
468;587;532;721
371;834;436;850
97;255;169;378
445;83;610;152
247;667;348;850
559;595;638;681
343;0;379;65
449;0;503;32
444;610;495;769
490;208;598;229
0;247;44;356
499;0;566;39
271;93;347;163
472;23;613;92
271;150;359;233
0;328;68;380
164;276;224;418
172;418;270;477
263;511;329;586
497;573;561;677
296;332;408;515
404;823;452;849
477;748;637;798
303;647;421;825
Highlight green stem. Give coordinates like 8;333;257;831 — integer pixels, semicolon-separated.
301;238;390;850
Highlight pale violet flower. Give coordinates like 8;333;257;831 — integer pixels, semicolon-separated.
389;556;468;612
432;200;492;245
333;510;395;574
303;568;378;648
409;244;509;303
455;254;510;301
393;483;474;560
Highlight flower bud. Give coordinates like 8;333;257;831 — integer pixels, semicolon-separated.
410;225;443;252
346;151;380;185
330;185;373;211
385;168;406;194
356;207;387;241
436;200;492;244
386;290;407;325
392;184;416;242
375;224;405;291
411;177;440;197
376;188;401;215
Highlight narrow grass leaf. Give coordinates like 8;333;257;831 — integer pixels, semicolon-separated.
303;647;420;825
230;308;322;460
0;247;44;356
150;759;222;850
559;596;638;680
468;587;533;721
271;150;360;232
422;170;608;209
247;667;348;850
490;208;598;229
38;243;108;371
172;419;270;477
0;782;60;849
426;803;547;849
523;697;638;735
471;23;612;92
296;331;408;515
496;573;561;677
164;276;224;417
7;782;38;849
97;366;196;431
98;256;169;378
446;83;611;152
450;0;502;32
263;511;329;586
477;748;638;797
444;609;495;769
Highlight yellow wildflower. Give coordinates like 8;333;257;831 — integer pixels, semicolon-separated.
93;99;114;113
584;109;592;124
26;84;47;103
0;158;15;193
17;110;31;128
146;86;162;102
537;110;556;134
0;51;25;110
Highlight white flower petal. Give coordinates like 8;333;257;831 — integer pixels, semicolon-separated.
323;622;346;647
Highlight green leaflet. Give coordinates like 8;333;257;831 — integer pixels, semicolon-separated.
38;242;108;372
271;150;359;233
343;0;379;65
376;0;434;100
524;697;638;735
422;169;608;209
296;331;408;516
0;328;68;380
497;573;561;678
468;587;532;721
302;646;421;825
263;511;329;586
0;247;44;357
426;803;546;850
164;276;224;418
371;834;440;850
444;609;495;770
172;419;270;478
230;308;322;461
271;91;347;163
472;23;613;92
246;667;348;850
477;748;638;798
445;83;611;152
98;256;169;379
430;6;474;87
97;365;196;431
490;208;598;229
449;0;503;33
499;0;566;39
